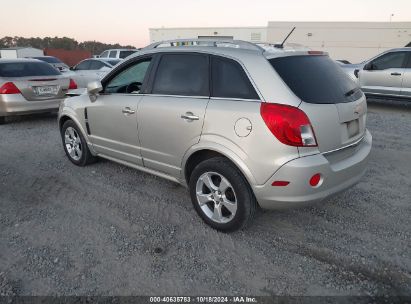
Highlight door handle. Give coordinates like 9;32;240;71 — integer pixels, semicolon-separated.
122;107;135;115
391;72;402;76
181;112;199;121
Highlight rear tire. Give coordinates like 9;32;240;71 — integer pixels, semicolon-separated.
189;157;257;232
61;120;96;166
0;116;7;125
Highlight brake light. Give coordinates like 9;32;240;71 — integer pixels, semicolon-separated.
308;51;324;55
0;82;21;95
260;103;317;147
68;79;78;90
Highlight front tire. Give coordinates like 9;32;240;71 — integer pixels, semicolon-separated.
61;120;96;166
189;157;257;232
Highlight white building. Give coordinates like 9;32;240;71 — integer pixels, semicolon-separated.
0;47;44;59
150;22;411;63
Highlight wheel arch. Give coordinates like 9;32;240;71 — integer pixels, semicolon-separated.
182;144;257;188
58;111;96;155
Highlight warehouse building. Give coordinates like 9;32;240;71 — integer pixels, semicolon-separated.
0;47;43;59
150;21;411;63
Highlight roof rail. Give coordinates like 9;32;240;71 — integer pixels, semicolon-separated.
142;39;264;52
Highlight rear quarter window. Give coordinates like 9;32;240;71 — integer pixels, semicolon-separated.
211;56;259;100
0;62;61;77
269;55;360;104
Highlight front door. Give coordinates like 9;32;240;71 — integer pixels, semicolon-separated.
87;57;153;166
137;53;210;177
359;51;407;96
400;52;411;98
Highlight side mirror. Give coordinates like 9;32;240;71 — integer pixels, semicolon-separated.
364;63;374;71
87;80;103;95
70;66;75;71
354;69;359;78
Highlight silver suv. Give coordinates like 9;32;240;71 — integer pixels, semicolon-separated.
58;39;372;232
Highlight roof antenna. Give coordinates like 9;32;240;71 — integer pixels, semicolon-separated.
275;27;296;49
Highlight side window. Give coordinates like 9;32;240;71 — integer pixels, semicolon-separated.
211;56;259;100
100;51;109;58
105;59;152;94
369;52;407;70
74;60;91;70
89;60;105;70
109;51;117;58
151;54;209;96
405;53;411;68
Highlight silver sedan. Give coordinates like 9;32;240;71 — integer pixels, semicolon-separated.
0;58;75;124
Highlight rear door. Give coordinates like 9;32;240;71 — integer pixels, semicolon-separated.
270;55;367;154
400;52;411;98
137;53;209;177
358;51;407;96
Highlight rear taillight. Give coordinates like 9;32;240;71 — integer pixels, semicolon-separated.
0;82;21;95
260;103;317;147
68;79;78;90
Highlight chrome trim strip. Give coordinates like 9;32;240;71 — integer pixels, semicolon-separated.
322;135;365;156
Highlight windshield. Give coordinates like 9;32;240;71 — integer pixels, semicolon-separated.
33;56;62;64
269;55;361;104
107;60;121;66
0;62;61;77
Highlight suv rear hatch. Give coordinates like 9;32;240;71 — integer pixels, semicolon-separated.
269;54;367;154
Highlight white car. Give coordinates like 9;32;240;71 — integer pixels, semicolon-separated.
70;58;121;88
98;49;138;60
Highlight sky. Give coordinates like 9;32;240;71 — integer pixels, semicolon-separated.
1;0;411;47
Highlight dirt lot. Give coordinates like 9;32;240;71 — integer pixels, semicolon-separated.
0;100;410;296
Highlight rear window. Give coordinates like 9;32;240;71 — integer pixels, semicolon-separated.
0;62;61;77
269;55;361;104
33;56;62;64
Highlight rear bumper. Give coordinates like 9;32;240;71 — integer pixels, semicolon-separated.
0;94;63;116
253;130;372;210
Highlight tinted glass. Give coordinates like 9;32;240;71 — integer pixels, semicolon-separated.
75;60;91;70
270;55;360;104
109;51;117;58
370;52;407;70
211;56;259;100
152;54;209;96
89;60;105;70
0;61;61;77
406;53;411;68
105;59;151;94
33;56;62;64
119;51;137;59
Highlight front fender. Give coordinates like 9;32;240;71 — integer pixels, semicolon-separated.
58;106;97;156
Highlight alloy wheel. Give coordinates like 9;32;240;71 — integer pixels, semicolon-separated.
195;172;238;223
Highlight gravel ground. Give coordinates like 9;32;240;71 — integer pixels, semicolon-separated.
0;100;410;296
